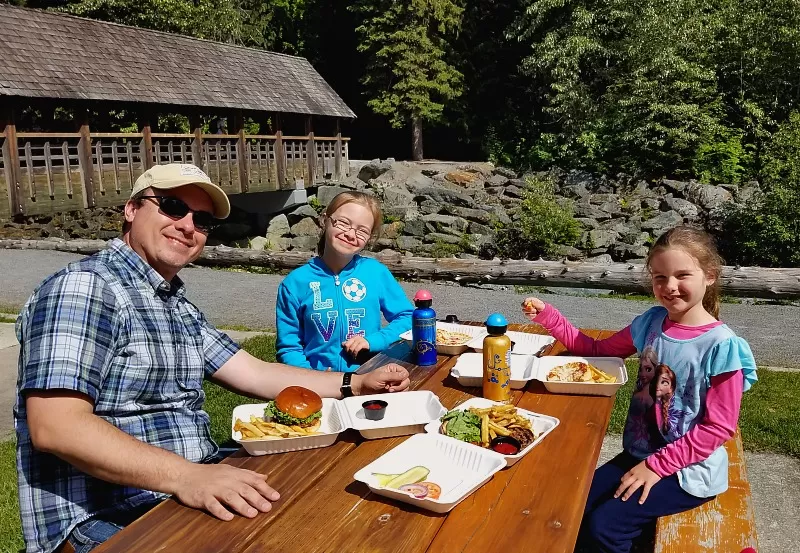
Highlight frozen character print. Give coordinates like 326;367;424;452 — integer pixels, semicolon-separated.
632;346;658;411
650;363;677;435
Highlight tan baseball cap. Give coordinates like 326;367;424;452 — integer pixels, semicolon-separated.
131;163;231;219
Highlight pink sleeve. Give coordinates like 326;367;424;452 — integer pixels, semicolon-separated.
646;370;742;477
533;303;637;358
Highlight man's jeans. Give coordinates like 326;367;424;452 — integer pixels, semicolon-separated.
67;504;157;553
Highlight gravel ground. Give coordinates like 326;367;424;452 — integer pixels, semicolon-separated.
0;248;798;367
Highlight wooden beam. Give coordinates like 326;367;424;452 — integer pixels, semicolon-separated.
77;111;96;208
140;116;154;169
305;115;315;187
190;114;204;170
233;111;249;193
334;119;342;181
3;239;800;299
2;106;23;216
274;114;286;187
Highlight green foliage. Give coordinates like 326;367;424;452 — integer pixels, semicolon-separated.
429;239;462;258
308;196;323;215
693;129;752;184
718;112;800;267
491;175;582;259
350;0;464;146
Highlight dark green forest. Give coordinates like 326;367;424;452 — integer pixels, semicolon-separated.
8;0;800;265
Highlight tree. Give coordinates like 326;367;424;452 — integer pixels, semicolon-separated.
350;0;464;160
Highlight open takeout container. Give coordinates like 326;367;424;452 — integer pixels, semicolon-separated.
424;397;560;467
399;321;487;355
232;391;447;456
466;331;555;356
353;433;507;513
450;355;627;397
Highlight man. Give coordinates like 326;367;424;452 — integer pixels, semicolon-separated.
14;163;411;553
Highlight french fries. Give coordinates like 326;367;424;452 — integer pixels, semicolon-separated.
234;415;320;440
466;404;536;449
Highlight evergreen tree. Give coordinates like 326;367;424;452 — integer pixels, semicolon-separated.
350;0;464;160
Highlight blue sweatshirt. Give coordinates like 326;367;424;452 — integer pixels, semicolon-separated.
276;255;413;372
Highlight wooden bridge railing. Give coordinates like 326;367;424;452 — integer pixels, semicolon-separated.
0;131;350;218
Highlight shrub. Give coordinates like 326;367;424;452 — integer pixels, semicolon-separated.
487;175;582;259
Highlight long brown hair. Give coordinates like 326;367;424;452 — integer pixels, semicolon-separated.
646;226;723;319
649;363;677;434
317;191;383;255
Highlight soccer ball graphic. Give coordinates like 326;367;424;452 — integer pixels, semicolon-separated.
342;278;367;302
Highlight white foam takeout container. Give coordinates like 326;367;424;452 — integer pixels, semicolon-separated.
466;331;555;356
353;433;507;513
400;321;487;355
424;397;560;467
232;391;447;456
450;355;627;397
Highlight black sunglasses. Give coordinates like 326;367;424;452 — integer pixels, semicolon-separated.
139;196;219;233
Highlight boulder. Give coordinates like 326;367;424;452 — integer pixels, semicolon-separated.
621;231;650;247
554;245;584;260
419;200;442;215
588;229;620;248
287;204;318;224
373;238;395;249
575;217;599;230
504;183;525;198
403;173;436;194
664;196;699;218
357;159;392;182
383;185;415;210
641;210;683;232
589;193;620;205
661;179;688;193
395;236;424;252
445;170;482;186
641;198;661;212
424;232;461;245
266;214;290;237
469;221;493;235
403;218;427;237
598;200;624;217
316;185;349;207
414;187;477;208
290;235;318;251
487;206;512;226
564;169;596;190
383;205;420;221
683;183;733;210
574;202;611;220
249;236;268;250
588;254;613;264
492;166;517;179
487;173;510;186
328;174;364;190
612;242;650;261
381;221;404;239
561;183;591;199
422;213;469;234
736;181;761;204
443;206;492;224
290;217;320;237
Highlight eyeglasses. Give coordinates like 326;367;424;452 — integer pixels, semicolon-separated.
139;196;219;233
329;216;372;242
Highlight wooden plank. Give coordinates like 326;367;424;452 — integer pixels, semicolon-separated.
305;116;315;187
655;432;758;553
43;142;55;197
335;120;342;180
126;141;135;187
111;141;121;193
95;141;104;196
190;115;204;170
2;113;23;215
78;119;96;208
275;129;286;187
62;142;73;196
344;141;350;176
17;132;81;138
215;142;222;185
226;141;234;186
24;142;34;200
168;141;174;163
180;142;188;164
153;142;162;165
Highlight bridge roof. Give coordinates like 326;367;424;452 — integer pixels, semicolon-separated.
0;5;356;118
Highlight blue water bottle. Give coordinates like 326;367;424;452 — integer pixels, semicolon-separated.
412;289;437;366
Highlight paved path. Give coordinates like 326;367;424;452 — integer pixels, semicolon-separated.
0;249;796;551
0;249;797;366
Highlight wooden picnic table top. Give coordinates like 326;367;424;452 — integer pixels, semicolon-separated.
94;323;618;553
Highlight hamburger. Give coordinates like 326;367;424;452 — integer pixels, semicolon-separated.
264;386;323;432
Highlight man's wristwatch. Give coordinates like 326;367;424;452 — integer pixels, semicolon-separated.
341;372;354;398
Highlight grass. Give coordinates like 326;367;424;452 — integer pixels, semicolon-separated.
217;324;275;333
0;316;16;324
514;287;747;305
0;336;798;552
609;360;800;458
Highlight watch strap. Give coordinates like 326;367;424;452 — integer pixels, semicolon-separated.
341;372;354;397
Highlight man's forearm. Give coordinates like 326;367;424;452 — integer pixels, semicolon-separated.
37;410;194;495
211;350;361;399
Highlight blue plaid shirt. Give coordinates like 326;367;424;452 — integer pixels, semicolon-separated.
14;239;240;553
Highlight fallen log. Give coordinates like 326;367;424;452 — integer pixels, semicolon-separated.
2;238;800;299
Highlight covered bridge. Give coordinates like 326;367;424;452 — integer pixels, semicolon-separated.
0;4;355;218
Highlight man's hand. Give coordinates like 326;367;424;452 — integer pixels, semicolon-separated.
614;461;661;504
173;463;281;521
356;363;410;394
342;336;370;358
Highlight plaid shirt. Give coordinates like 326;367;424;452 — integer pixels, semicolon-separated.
14;239;240;553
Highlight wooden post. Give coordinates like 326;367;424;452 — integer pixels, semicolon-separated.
1;106;23;215
77;111;96;208
334;118;342;181
305;115;315;187
274;113;286;188
190;113;204;170
140;115;154;169
233;110;249;193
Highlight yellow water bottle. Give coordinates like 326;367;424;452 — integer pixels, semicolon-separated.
483;313;512;403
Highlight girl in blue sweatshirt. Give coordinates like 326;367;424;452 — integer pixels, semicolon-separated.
276;191;413;372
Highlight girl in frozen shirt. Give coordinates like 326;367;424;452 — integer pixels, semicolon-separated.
522;226;757;553
276;191;413;373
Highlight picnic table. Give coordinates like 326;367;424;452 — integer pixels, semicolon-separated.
93;323;618;553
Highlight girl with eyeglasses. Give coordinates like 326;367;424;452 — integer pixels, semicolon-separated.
276;191;413;373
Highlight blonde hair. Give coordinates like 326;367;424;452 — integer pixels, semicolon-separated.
317;191;383;254
646;226;723;319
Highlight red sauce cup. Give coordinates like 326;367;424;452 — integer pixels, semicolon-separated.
489;435;521;456
362;400;388;421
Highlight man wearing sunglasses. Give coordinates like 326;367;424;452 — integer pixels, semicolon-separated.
14;163;411;553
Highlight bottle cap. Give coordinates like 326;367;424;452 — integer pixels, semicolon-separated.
485;313;508;335
414;289;433;308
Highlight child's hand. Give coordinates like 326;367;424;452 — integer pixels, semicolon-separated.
521;297;546;320
342;336;370;358
614;461;661;504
